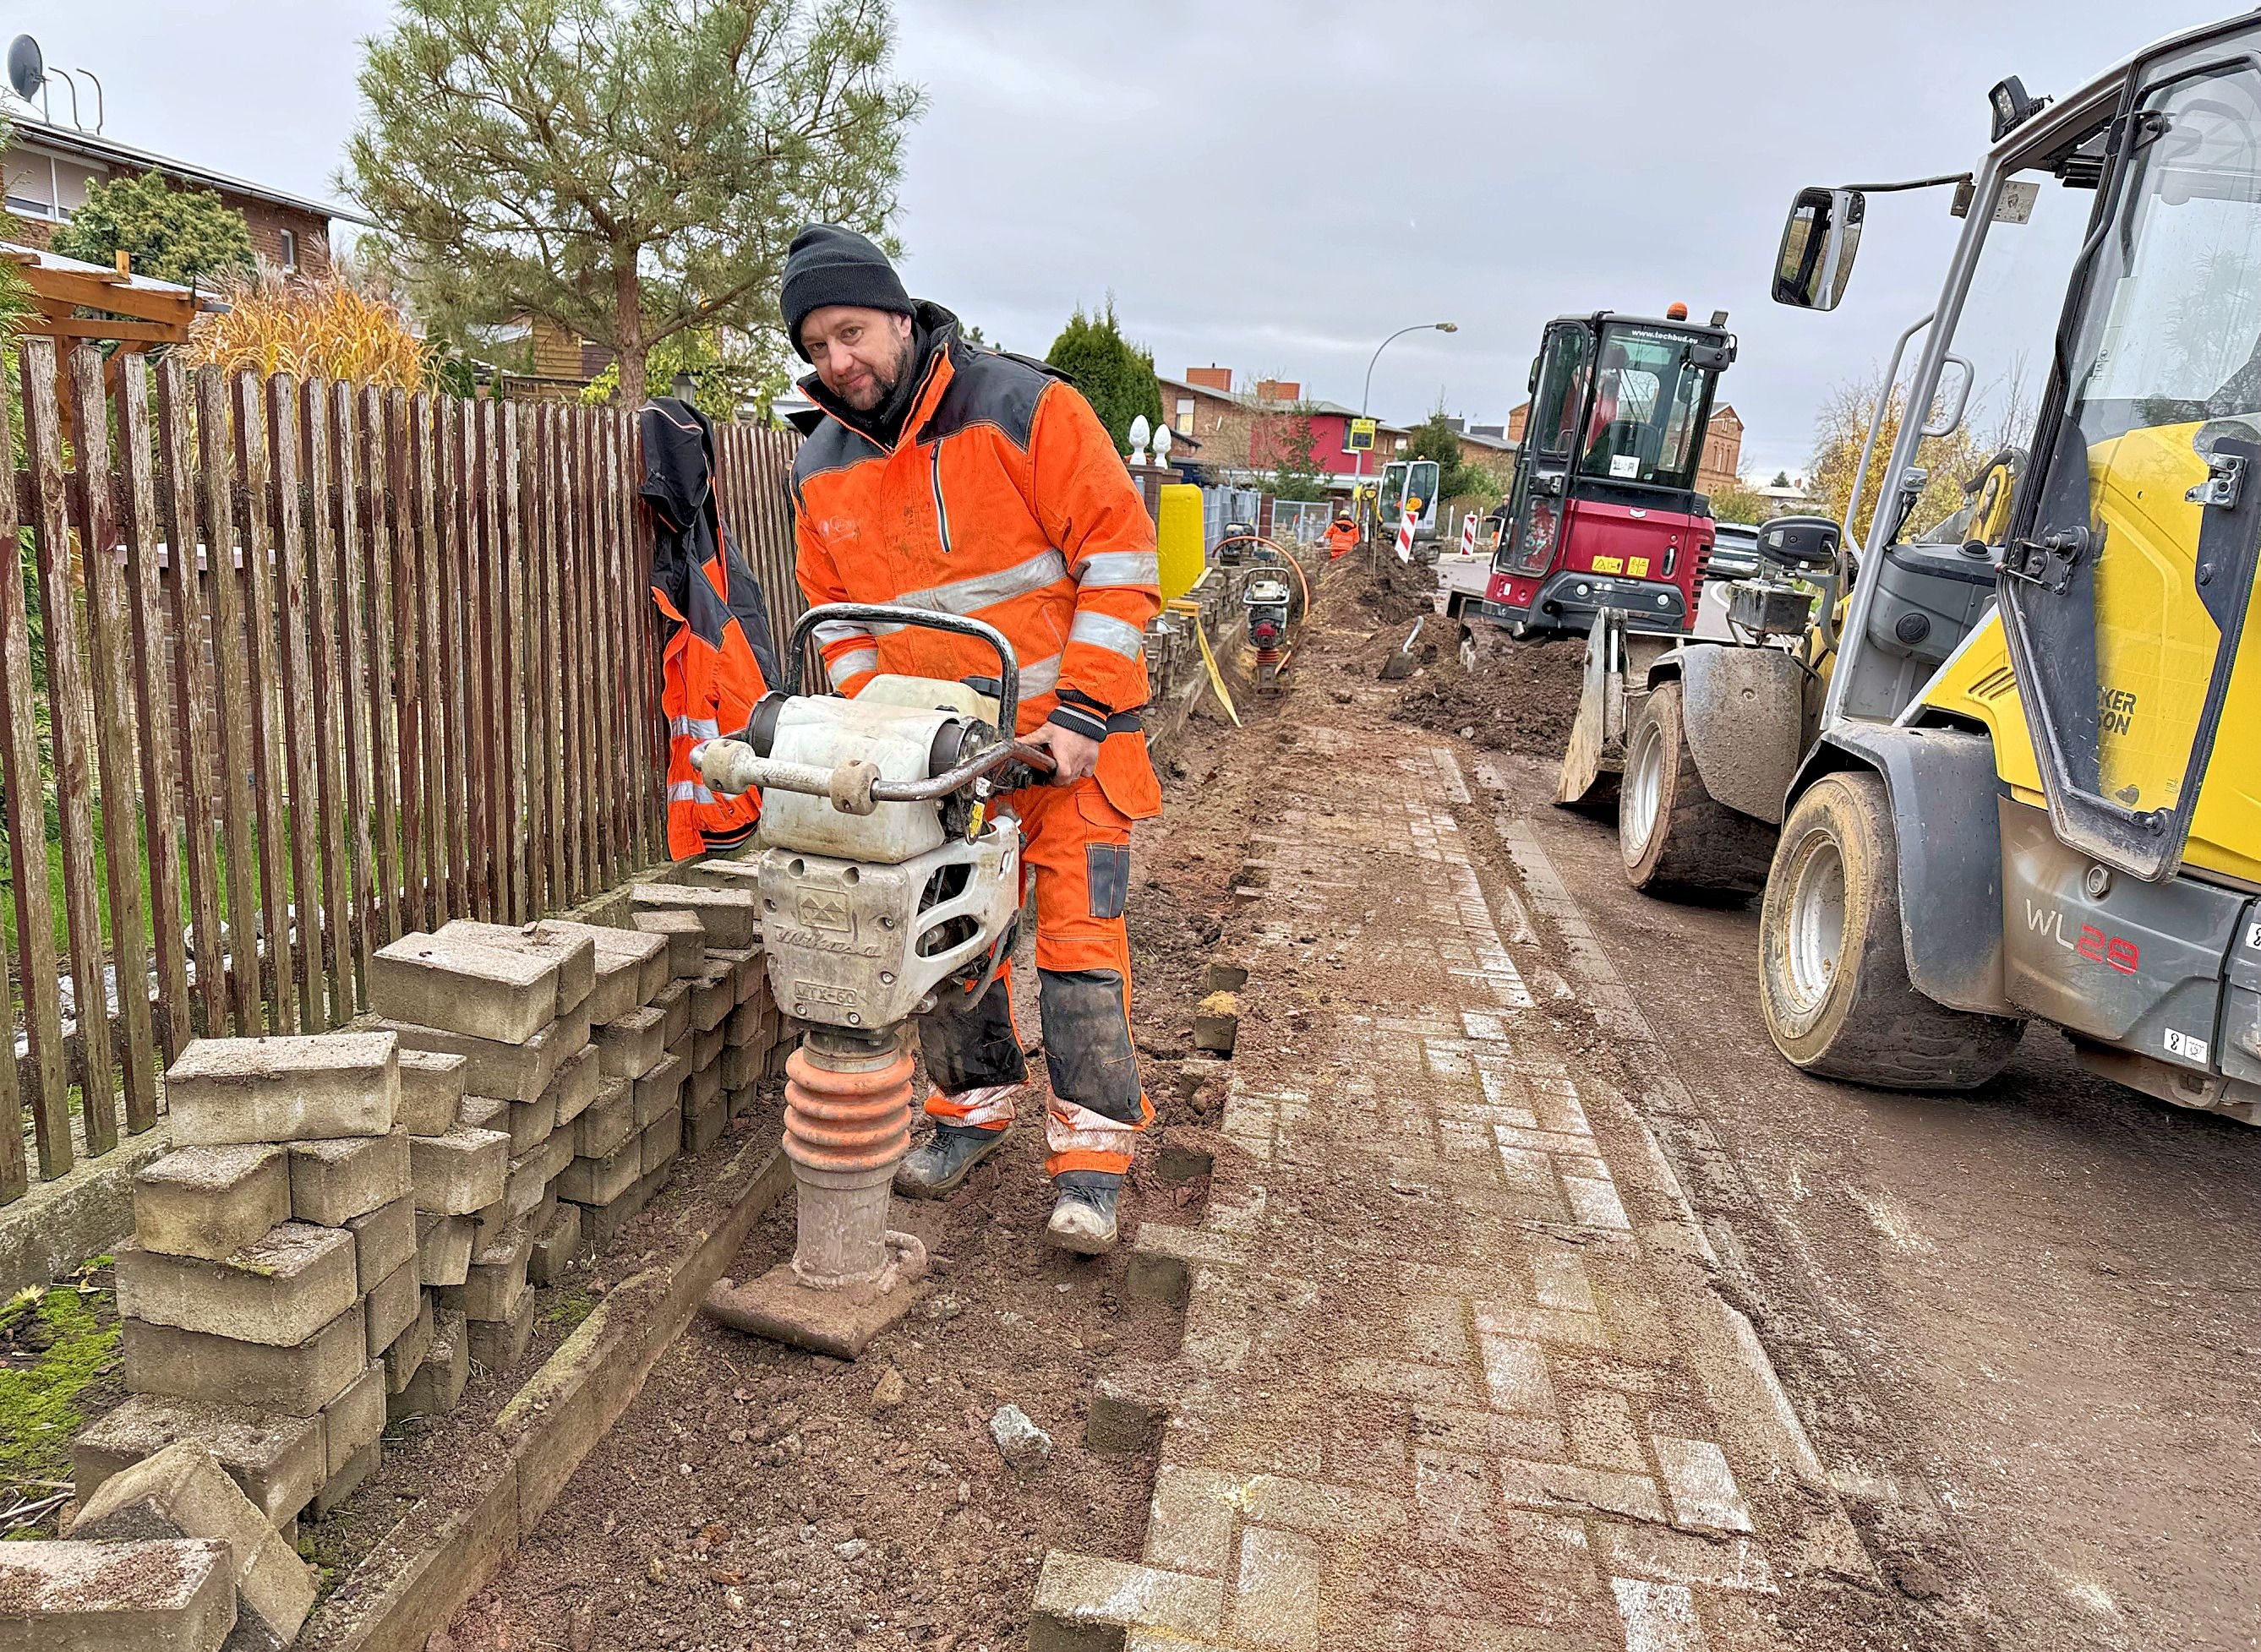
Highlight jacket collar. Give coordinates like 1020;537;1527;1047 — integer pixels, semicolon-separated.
794;300;963;453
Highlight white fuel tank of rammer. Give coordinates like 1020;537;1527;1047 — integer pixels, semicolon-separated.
755;675;1002;863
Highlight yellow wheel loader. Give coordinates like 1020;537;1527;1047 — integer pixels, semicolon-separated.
1564;12;2261;1118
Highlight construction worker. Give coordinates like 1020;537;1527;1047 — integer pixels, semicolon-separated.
1324;510;1358;559
779;225;1163;1254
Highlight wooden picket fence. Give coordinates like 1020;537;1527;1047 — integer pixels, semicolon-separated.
0;339;805;1206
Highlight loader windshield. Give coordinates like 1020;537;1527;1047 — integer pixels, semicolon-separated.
1576;325;1718;492
2002;35;2261;879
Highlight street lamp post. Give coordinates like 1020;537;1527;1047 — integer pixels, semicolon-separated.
1356;320;1458;483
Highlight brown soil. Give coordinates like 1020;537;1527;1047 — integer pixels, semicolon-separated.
441;700;1270;1652
1388;629;1584;758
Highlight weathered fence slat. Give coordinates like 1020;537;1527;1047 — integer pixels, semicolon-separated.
0;347;68;1182
194;368;263;1036
265;374;325;1032
66;345;161;1135
298;379;355;1025
330;384;377;992
113;357;190;1058
439;397;472;924
23;341;117;1147
556;408;585;902
411;393;449;929
537;403;566;913
496;403;526;921
384;390;426;935
154;362;226;1046
232;371;295;1033
593;413;623;891
479;400;511;917
359;388;402;953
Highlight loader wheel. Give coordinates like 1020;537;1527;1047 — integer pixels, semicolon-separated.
1759;772;2022;1089
1618;681;1776;894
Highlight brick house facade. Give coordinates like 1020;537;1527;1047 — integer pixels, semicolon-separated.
1161;367;1406;488
2;116;341;281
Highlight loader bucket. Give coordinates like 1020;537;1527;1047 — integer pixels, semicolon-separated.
1556;609;1628;808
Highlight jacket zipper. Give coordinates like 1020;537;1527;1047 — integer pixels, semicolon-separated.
931;443;953;554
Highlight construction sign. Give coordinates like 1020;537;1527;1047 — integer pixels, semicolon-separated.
1346;417;1377;453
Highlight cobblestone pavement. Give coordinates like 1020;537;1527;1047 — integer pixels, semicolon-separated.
1035;718;1900;1651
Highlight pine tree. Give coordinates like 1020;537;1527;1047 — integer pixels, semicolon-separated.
347;0;921;404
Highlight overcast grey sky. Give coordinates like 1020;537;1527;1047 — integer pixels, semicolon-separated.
14;0;2236;476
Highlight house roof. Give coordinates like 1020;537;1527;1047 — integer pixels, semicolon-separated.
8;116;366;226
1155;373;1407;431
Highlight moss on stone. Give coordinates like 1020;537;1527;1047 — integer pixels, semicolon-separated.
540;1285;598;1332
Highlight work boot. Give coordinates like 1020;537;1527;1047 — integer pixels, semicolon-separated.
893;1121;1006;1198
1045;1170;1122;1255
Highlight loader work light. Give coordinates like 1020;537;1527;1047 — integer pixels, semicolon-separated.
1989;76;2046;142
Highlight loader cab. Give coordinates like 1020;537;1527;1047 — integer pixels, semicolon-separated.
1483;312;1734;638
1379;459;1440;541
1795;16;2261;889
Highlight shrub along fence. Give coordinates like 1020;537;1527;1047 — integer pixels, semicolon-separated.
0;339;805;1208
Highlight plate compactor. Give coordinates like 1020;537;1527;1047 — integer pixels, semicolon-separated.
690;604;1053;1357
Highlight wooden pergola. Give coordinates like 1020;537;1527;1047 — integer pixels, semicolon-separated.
2;240;216;428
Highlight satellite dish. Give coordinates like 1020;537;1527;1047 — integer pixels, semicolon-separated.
7;35;43;104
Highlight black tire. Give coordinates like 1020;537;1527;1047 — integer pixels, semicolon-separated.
1618;681;1776;894
1759;771;2023;1088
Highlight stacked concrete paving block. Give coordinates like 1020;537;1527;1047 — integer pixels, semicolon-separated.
631;880;773;1166
544;907;688;1251
91;1032;407;1536
374;923;604;1388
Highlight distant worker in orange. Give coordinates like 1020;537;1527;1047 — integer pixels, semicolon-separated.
1324;510;1359;559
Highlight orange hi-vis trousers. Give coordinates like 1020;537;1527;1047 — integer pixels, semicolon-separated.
917;775;1152;1177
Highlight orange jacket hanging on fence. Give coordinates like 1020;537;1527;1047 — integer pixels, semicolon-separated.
639;397;782;859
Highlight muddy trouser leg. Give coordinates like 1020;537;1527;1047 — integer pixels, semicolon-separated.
1016;779;1152;1178
917;962;1029;1132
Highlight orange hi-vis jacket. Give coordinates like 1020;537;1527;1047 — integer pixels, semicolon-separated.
789;308;1163;821
640;398;780;859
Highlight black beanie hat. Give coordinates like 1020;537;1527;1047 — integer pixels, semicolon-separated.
781;224;913;359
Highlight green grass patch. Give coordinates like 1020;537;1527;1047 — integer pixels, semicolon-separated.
0;1258;120;1538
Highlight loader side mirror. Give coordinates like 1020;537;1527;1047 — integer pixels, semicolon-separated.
1756;514;1842;573
1688;340;1734;372
1773;188;1865;312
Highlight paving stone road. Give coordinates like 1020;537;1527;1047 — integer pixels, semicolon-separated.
1035;713;1897;1651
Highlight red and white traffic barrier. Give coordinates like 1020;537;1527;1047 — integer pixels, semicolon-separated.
1460;510;1479;556
1395;504;1417;564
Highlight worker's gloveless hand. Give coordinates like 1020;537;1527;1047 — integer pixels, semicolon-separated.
1022;722;1101;784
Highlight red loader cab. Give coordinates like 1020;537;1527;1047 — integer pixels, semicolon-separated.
1483;311;1736;638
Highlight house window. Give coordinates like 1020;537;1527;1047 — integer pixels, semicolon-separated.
279;228;298;272
1175;396;1194;436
